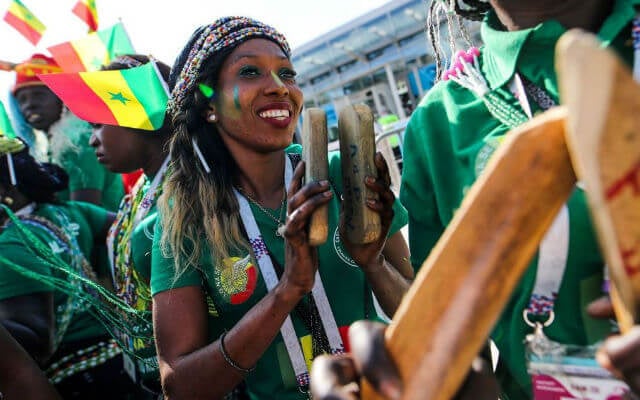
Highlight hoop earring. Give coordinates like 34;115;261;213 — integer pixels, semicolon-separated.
207;113;217;123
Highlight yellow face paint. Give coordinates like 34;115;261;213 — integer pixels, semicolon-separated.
270;70;284;87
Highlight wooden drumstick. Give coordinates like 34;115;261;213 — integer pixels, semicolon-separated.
338;104;381;244
301;108;329;246
361;108;575;400
558;29;640;332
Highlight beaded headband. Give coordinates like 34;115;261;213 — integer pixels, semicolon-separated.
169;16;291;113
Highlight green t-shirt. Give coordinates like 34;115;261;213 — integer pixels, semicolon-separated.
399;2;639;399
52;121;124;212
109;174;161;384
151;145;408;400
0;201;109;344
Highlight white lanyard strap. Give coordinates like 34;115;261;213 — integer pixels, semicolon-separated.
526;205;570;316
509;79;570;318
234;153;343;386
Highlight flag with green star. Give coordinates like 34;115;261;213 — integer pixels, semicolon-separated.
38;62;169;131
3;0;46;45
48;22;134;73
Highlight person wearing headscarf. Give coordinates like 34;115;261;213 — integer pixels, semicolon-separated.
0;137;137;399
12;53;124;212
151;16;413;399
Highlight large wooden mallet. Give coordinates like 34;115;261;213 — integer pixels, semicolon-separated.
558;30;640;333
361;107;576;400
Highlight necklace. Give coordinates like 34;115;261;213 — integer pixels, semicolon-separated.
236;186;287;237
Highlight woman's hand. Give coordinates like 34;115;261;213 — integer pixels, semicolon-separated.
340;152;395;270
310;320;500;400
280;161;333;295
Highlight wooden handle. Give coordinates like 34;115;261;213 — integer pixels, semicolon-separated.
557;30;640;332
301;108;329;246
338;104;381;244
362;108;575;400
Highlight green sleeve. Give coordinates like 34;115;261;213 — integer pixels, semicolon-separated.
131;212;157;281
399;96;446;272
150;213;203;296
70;201;111;236
327;151;408;237
0;230;53;300
58;141;107;193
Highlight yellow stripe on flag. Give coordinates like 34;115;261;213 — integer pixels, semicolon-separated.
73;33;109;71
80;70;153;130
9;1;45;33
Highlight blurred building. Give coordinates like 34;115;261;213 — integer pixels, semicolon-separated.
291;0;481;142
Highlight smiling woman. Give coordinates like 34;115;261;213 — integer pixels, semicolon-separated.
151;16;412;400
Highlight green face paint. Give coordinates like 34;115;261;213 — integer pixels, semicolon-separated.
198;83;215;100
270;70;284;87
233;85;241;110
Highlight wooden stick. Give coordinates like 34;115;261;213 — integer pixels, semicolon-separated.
557;29;640;333
301;108;329;246
361;107;576;400
338;104;381;244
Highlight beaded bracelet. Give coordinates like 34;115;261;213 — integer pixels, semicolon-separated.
219;331;256;374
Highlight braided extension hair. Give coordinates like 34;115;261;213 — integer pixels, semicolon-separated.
427;0;491;80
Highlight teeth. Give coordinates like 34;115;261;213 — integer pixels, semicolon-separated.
27;114;40;122
259;109;290;119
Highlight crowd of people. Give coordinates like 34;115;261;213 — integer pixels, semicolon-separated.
1;1;640;399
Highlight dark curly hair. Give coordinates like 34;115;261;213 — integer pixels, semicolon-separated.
1;143;69;203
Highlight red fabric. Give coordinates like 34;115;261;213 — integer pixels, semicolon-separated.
121;170;143;195
12;53;62;93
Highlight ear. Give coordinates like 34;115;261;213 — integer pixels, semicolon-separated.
204;105;218;123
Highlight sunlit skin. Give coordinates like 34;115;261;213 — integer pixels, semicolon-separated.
88;124;167;176
211;38;303;157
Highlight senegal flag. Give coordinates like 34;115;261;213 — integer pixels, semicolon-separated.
48;22;134;72
0;102;17;139
3;0;46;46
72;0;98;32
38;63;169;131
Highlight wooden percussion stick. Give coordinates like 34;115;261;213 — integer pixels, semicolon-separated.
558;30;640;333
362;108;575;400
338;104;381;244
301;108;329;246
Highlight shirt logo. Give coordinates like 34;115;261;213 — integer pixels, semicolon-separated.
215;255;258;305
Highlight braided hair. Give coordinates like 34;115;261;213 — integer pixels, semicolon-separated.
0;143;68;203
428;0;490;79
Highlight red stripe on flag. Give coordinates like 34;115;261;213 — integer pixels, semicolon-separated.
39;73;118;126
3;12;42;45
48;42;86;73
72;1;98;31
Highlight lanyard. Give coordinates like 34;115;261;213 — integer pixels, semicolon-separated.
510;75;570;322
233;153;344;389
